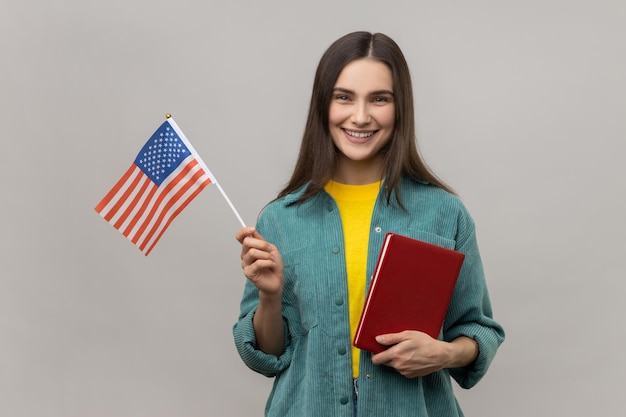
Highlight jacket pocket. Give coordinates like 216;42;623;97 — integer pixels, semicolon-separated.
401;229;457;250
281;246;319;336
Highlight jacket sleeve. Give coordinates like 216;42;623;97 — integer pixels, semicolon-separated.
232;208;294;377
443;206;505;389
232;282;293;377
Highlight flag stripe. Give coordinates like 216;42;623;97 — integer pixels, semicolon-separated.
139;168;211;254
94;164;137;215
129;158;201;245
96;166;143;224
137;162;211;252
122;181;158;238
143;177;211;255
113;175;153;230
105;168;144;223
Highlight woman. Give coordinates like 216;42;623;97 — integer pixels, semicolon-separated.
233;31;504;417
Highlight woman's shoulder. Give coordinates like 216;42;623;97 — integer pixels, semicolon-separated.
401;177;467;211
259;184;309;216
254;185;327;247
400;178;477;245
257;196;289;219
256;184;318;228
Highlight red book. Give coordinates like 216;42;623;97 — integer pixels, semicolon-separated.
353;233;465;353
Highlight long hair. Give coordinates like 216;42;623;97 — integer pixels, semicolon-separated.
278;31;454;205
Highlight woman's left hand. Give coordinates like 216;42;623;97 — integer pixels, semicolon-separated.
370;331;450;378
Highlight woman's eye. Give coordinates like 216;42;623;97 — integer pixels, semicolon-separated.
335;95;349;101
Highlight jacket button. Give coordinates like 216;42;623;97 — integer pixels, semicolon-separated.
374;226;382;233
335;298;343;306
340;396;349;405
332;246;340;254
338;347;347;355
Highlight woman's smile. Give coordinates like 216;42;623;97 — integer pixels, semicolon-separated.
343;128;377;142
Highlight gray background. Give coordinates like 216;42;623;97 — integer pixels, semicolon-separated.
2;0;624;416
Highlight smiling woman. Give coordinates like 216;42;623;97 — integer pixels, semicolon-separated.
232;31;505;417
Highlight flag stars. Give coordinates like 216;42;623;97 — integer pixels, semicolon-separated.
135;123;194;185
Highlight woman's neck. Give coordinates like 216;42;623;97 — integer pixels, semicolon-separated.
333;155;385;185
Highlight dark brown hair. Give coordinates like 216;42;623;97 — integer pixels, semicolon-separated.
278;31;454;204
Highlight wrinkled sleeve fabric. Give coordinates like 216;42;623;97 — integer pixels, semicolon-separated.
232;296;293;377
443;205;505;389
232;209;294;378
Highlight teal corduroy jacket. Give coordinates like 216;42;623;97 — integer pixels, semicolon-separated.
233;177;505;417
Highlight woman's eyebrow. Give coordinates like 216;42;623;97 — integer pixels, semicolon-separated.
371;89;394;96
332;87;394;96
332;87;353;94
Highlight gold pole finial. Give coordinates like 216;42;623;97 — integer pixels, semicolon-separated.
165;113;172;119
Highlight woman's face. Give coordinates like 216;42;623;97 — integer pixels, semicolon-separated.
329;58;395;180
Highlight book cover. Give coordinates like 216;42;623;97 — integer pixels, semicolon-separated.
353;233;465;353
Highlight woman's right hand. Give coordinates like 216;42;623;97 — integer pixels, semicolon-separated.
236;226;285;356
236;226;284;297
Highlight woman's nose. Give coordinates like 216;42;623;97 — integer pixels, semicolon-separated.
351;101;371;125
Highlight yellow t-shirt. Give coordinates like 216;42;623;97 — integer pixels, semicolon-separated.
324;179;381;378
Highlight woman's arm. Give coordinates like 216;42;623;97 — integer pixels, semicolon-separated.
236;226;285;356
252;292;284;356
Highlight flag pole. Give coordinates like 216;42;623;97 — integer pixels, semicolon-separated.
165;113;247;228
214;181;246;227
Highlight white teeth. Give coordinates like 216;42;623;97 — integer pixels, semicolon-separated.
345;130;374;139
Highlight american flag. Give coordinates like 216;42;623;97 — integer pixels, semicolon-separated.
95;118;215;255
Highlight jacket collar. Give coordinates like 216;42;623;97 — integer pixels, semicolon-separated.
281;176;429;207
282;184;310;206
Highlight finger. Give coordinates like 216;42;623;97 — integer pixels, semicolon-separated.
375;332;405;346
371;346;400;366
240;234;263;258
243;247;274;267
244;258;277;279
238;226;268;244
243;237;278;259
235;226;256;244
371;351;388;366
